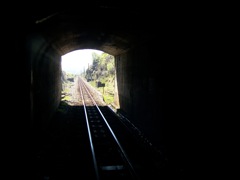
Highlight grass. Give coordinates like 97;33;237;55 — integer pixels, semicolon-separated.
62;95;71;101
103;94;114;104
89;79;115;105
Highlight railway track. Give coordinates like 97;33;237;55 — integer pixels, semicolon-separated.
35;77;165;180
78;77;138;179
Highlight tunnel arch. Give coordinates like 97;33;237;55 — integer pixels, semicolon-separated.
7;2;204;179
28;6;153;130
25;3;173;172
33;6;143;56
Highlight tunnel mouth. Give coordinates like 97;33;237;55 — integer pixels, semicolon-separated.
61;49;120;109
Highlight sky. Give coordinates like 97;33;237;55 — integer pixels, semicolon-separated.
61;49;103;74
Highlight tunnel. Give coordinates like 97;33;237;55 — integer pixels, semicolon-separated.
6;2;206;179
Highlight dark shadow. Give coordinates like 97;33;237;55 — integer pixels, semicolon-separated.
33;102;95;180
32;101;188;180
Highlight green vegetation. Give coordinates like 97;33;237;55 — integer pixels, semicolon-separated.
82;52;116;105
56;101;69;114
61;52;117;106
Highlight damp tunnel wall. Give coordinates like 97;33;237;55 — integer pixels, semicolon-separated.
28;33;62;132
115;45;163;147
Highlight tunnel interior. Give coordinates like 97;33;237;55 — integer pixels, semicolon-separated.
7;2;206;179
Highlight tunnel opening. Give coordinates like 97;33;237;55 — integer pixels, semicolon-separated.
60;49;120;110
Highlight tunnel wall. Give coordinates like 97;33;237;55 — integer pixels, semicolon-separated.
115;39;195;175
115;45;163;147
29;33;62;132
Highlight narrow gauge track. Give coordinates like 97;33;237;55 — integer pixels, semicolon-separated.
78;77;138;180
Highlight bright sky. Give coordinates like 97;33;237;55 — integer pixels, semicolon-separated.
61;49;103;74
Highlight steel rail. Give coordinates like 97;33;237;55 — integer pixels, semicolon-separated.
79;78;100;180
80;77;138;179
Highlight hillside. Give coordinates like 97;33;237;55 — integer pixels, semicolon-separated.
82;52;118;107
